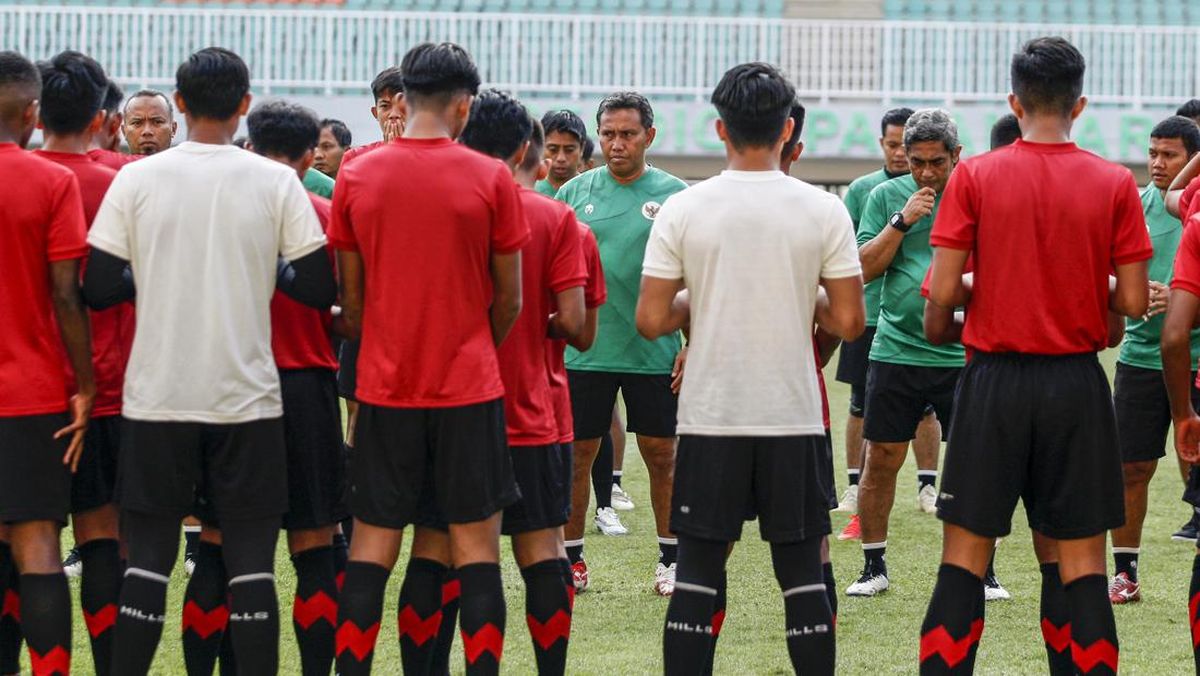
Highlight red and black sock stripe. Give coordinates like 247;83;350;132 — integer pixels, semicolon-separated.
181;542;229;676
291;546;338;676
78;539;121;676
334;562;388;676
1039;563;1072;675
522;559;572;676
21;573;71;676
1064;575;1118;675
458;563;506;676
397;557;447;674
919;564;984;675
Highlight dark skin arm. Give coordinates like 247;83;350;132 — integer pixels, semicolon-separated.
490;251;523;346
923;300;964;346
1106;311;1126;349
336;250;364;339
548;287;585;342
1162;287;1200;462
50;259;95;472
814;327;841;367
569;307;600;352
1111;261;1150;319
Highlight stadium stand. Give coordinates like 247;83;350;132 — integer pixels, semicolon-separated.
0;0;782;16
884;0;1193;25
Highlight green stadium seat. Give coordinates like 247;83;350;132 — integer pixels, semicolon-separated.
760;0;782;16
713;0;738;15
736;0;760;16
997;1;1021;22
1044;2;1069;24
925;0;951;20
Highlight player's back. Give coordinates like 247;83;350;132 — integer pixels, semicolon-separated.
932;139;1150;355
644;170;860;435
329;138;528;408
270;193;338;372
0;146;88;415
499;189;585;445
89;141;326;421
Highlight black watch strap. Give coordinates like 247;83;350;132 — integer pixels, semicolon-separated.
888;211;911;233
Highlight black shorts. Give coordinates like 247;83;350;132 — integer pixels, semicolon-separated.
71;415;121;514
118;417;288;523
350;398;519;529
836;326;877;393
671;435;833;543
567;370;676;439
1114;362;1200;463
337;339;360;402
501;443;572;536
823;429;837;510
0;413;71;524
281;369;348;531
863;360;959;443
937;352;1124;540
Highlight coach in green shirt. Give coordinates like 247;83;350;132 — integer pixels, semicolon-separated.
1109;116;1200;603
846;109;964;598
555;92;687;596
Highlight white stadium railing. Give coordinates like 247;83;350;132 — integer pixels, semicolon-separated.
3;6;1198;106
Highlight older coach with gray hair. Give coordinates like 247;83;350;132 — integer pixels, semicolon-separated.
843;109;1004;599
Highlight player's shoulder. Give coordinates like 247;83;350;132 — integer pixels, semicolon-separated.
1140;183;1161;207
871;173;916;200
644;166;689;194
18;147;77;179
556;166;605;201
847;168;887;193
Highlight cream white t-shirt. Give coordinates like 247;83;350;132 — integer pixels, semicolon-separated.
642;170;861;436
88;142;327;423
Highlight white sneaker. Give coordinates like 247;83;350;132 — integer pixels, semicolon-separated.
184;556;197;577
984;574;1011;601
654;562;676;596
611;484;635;511
836;485;859;513
845;566;889;597
917;485;938;514
594;507;629;536
62;548;82;578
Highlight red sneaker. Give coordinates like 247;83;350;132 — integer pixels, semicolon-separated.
1108;572;1141;604
837;514;862;541
572;560;590;592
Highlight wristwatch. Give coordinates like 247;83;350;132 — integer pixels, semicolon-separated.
888;211;912;233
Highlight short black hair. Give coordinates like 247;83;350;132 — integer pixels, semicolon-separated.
370;66;404;102
125;89;174;116
0;51;42;128
175;47;250;121
1177;99;1200;121
1152;115;1200;157
232;136;248;149
596;91;653;130
582;136;595;162
102;79;123;114
458;89;532;161
400;43;480;106
520;116;545;173
320;118;351;148
780;99;806;163
710;63;796;150
542;109;587;144
1011;36;1086;117
989;113;1022;150
37;51;107;135
247;100;321;162
880;107;914;136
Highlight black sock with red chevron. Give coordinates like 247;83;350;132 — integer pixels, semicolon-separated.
1064;574;1118;675
557;559;574;611
0;543;22;675
1189;555;1200;674
458;562;506;676
700;570;727;676
20;573;71;676
919;564;984;675
182;542;229;676
521;559;571;676
334;562;389;676
79;539;121;676
397;557;447;675
1039;563;1072;675
331;533;349;591
291;546;338;676
430;567;461;676
663;535;724;676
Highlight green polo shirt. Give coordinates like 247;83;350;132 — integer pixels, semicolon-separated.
556;165;688;373
303;168;335;199
857;175;966;368
844;168;900;326
534;179;558;197
1119;185;1200;370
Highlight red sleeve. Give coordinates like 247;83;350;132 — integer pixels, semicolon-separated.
1173;216;1200;297
1183;177;1200;226
47;173;89;262
548;210;587;293
920;266;933;300
581;225;606;308
327;172;358;252
929;162;978;251
1112;172;1153;265
491;170;530;254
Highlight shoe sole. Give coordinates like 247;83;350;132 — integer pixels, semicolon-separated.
1172;535;1198;542
613;504;635;511
845;588;887;597
1111;594;1141;604
596;527;629;536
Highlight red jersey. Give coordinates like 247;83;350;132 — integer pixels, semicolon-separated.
328;138;530;407
339;141;386;169
1181;177;1200;227
271;193;338;372
547;223;606;442
1172;216;1200;387
87;148;137;171
0;144;89;416
34;151;134;417
930;140;1151;354
499;189;586;445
